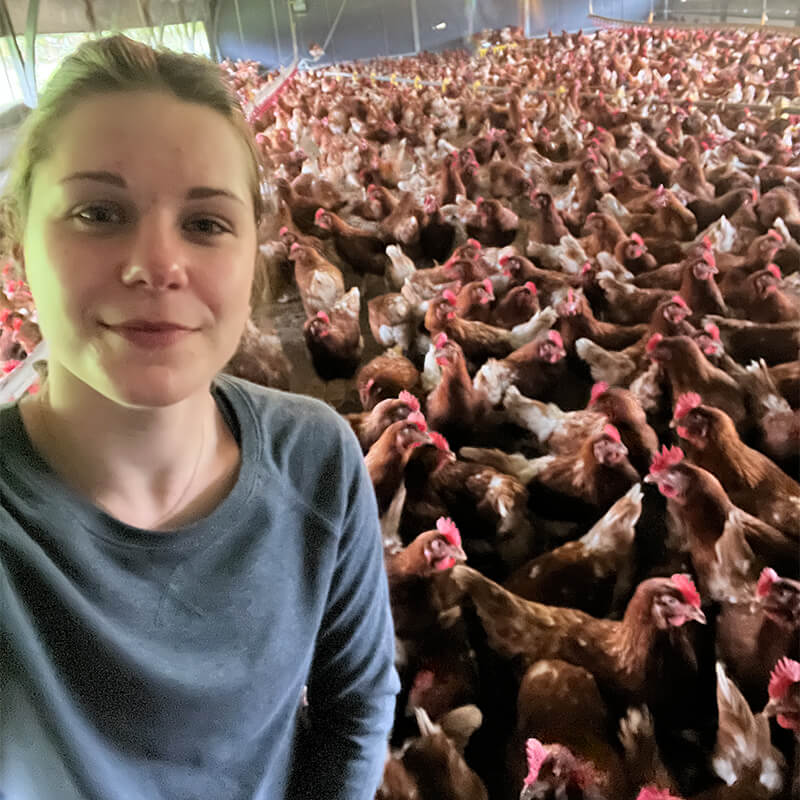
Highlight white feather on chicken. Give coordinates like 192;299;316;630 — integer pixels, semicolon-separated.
526;234;588;274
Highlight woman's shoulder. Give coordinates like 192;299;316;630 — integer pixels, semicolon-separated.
214;373;362;483
216;373;350;439
0;400;24;448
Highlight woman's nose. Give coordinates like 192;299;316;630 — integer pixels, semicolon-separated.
120;214;190;291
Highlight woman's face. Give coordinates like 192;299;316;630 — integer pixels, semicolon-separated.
20;90;258;408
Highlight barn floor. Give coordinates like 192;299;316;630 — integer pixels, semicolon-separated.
251;270;390;415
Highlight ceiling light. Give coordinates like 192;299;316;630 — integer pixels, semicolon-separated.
433;22;447;30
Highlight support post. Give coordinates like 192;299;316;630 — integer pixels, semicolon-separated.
0;0;36;107
466;0;476;42
410;0;420;54
24;0;38;100
207;0;221;62
270;0;283;64
233;0;244;52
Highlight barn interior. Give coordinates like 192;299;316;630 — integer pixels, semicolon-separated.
1;1;799;798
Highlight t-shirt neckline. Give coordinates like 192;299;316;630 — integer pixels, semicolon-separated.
3;374;259;550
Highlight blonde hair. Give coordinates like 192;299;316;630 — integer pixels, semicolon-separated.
0;34;263;261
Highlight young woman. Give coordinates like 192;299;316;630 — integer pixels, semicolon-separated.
0;35;399;800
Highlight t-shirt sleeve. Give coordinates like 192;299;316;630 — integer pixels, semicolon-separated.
286;426;400;800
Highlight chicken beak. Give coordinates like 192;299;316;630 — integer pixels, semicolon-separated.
643;473;657;484
448;543;468;564
686;606;707;625
763;696;779;719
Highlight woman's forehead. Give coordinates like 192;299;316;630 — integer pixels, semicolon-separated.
41;90;252;194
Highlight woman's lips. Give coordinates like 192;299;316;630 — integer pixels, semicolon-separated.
104;324;194;348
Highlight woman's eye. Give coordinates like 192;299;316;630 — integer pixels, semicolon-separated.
75;204;124;225
186;218;229;236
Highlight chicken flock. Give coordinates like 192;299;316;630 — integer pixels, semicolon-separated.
3;22;800;800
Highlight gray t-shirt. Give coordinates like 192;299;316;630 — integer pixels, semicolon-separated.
0;374;400;800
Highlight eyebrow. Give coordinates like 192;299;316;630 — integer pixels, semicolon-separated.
60;171;245;204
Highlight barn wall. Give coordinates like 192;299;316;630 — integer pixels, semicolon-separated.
653;0;800;25
215;0;653;68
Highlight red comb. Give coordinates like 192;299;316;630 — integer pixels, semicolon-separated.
482;278;495;297
630;233;644;246
704;322;720;340
766;263;782;280
524;281;537;295
436;516;461;546
398;390;420;413
407;411;427;432
279;226;289;236
412;669;435;693
603;424;621;442
650;444;684;475
674;392;702;420
646;333;663;353
434;333;448;348
636;788;683;800
768;657;800;700
751;188;758;203
314;207;327;222
547;330;563;347
524;739;548;786
671;573;701;608
316;311;330;324
671;294;688;309
466;238;482;250
757;567;779;598
581;261;592;274
767;229;783;242
429;431;450;451
696;335;715;355
589;381;609;406
442;289;457;304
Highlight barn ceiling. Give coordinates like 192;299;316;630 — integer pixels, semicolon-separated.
1;0;210;35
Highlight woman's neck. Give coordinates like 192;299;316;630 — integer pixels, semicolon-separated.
20;370;238;530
